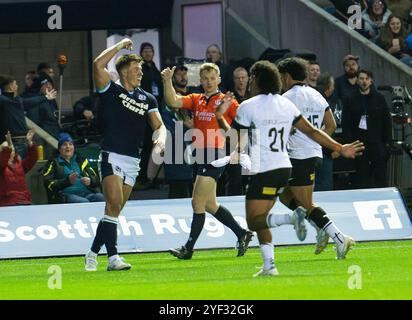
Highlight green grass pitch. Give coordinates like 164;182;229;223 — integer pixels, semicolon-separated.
1;240;411;300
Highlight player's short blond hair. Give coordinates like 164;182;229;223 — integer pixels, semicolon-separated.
115;54;142;74
199;63;220;76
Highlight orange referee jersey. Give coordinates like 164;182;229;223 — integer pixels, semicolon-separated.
181;92;239;149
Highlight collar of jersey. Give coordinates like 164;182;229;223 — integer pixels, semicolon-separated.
115;80;136;95
289;82;306;90
201;91;221;104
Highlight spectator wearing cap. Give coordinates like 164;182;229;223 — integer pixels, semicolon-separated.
161;64;194;198
172;64;200;96
362;0;392;42
136;42;164;189
0;129;37;207
30;72;60;138
139;42;163;106
334;55;361;106
0;74;56;158
42;133;104;204
173;64;189;95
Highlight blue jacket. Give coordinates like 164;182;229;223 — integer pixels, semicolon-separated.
161;107;193;181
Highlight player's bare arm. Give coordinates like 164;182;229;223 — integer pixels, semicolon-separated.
93;38;133;89
214;91;235;132
322;108;337;136
149;111;167;153
161;66;183;108
294;116;364;159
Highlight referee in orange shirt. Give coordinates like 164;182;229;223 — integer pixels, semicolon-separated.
162;63;253;260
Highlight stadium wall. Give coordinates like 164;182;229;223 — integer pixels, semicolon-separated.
0;188;411;259
0;31;90;109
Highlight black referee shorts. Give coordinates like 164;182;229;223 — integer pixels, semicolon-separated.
246;168;291;200
289;157;322;187
195;148;226;182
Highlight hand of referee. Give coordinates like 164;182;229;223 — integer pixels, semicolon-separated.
161;66;176;82
340;140;365;159
215;91;234;119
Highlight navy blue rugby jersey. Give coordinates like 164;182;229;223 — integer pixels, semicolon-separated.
97;81;158;158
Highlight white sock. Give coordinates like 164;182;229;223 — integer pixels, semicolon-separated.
87;250;98;257
108;254;120;263
266;213;292;228
323;222;345;245
260;243;275;270
103;215;119;224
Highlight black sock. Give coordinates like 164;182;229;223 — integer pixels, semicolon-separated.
308;207;330;230
214;206;245;239
90;219;105;254
284;199;298;211
102;216;118;257
185;213;205;251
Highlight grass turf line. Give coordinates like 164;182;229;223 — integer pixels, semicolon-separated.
0;240;411;300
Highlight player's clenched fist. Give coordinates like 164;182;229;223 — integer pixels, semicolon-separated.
116;38;133;51
161;66;176;82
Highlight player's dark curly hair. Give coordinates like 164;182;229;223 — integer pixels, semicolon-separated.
277;57;308;82
249;60;282;95
115;54;143;74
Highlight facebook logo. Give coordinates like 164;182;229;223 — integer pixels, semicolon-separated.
353;201;403;231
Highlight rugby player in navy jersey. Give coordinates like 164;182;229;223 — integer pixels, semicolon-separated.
85;38;166;271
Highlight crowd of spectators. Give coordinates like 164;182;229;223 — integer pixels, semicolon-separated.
0;27;403;206
329;0;412;67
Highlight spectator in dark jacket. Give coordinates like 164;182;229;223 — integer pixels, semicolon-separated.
21;71;37;98
162;107;194;198
0;74;56;158
42;133;104;203
30;73;60;138
73;94;100;121
136;42;164;189
342;70;392;188
206;44;231;92
334;55;361;106
140;42;163;106
0;130;37;207
314;73;340;191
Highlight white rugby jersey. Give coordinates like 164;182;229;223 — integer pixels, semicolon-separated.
282;84;329;159
234;93;302;174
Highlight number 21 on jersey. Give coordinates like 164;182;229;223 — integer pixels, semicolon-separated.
269;127;285;152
